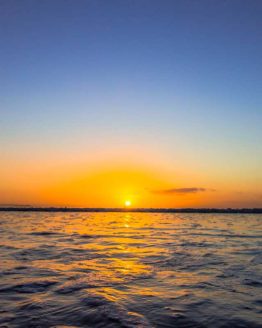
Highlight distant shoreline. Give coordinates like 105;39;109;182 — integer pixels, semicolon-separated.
0;207;262;213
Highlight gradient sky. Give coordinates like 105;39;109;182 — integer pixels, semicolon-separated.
1;0;261;207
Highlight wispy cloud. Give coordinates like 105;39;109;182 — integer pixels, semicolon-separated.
0;204;32;207
151;188;215;195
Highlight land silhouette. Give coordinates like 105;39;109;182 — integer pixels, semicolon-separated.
0;207;261;213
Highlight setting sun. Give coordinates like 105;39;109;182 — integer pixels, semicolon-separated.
125;200;131;207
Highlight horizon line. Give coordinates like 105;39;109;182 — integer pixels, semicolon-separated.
0;206;262;214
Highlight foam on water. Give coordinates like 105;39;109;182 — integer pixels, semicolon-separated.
0;212;261;327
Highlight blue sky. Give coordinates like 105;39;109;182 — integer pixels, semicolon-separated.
0;0;261;206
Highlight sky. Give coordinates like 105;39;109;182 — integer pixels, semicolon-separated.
0;0;261;208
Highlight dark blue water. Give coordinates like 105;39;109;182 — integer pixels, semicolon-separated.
0;212;261;327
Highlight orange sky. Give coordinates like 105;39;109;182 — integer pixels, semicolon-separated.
1;146;261;208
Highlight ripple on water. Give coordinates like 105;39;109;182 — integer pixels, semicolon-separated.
0;212;261;328
0;280;58;294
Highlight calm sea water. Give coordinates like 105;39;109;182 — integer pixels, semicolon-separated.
0;212;261;328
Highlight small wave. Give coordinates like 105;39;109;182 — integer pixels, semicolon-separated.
79;234;96;239
29;231;63;236
243;278;262;287
52;326;80;328
186;232;262;239
54;280;93;294
79;293;151;327
250;253;262;265
0;280;58;293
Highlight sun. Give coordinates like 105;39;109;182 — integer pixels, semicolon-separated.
125;200;131;207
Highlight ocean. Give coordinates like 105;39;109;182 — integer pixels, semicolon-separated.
0;212;261;327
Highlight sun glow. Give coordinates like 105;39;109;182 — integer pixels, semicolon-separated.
125;200;131;207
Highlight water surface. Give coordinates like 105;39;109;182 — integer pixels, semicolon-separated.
0;212;261;327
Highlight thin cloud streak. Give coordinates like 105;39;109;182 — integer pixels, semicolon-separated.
151;188;216;195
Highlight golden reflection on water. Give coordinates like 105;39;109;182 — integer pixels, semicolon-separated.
1;211;261;318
